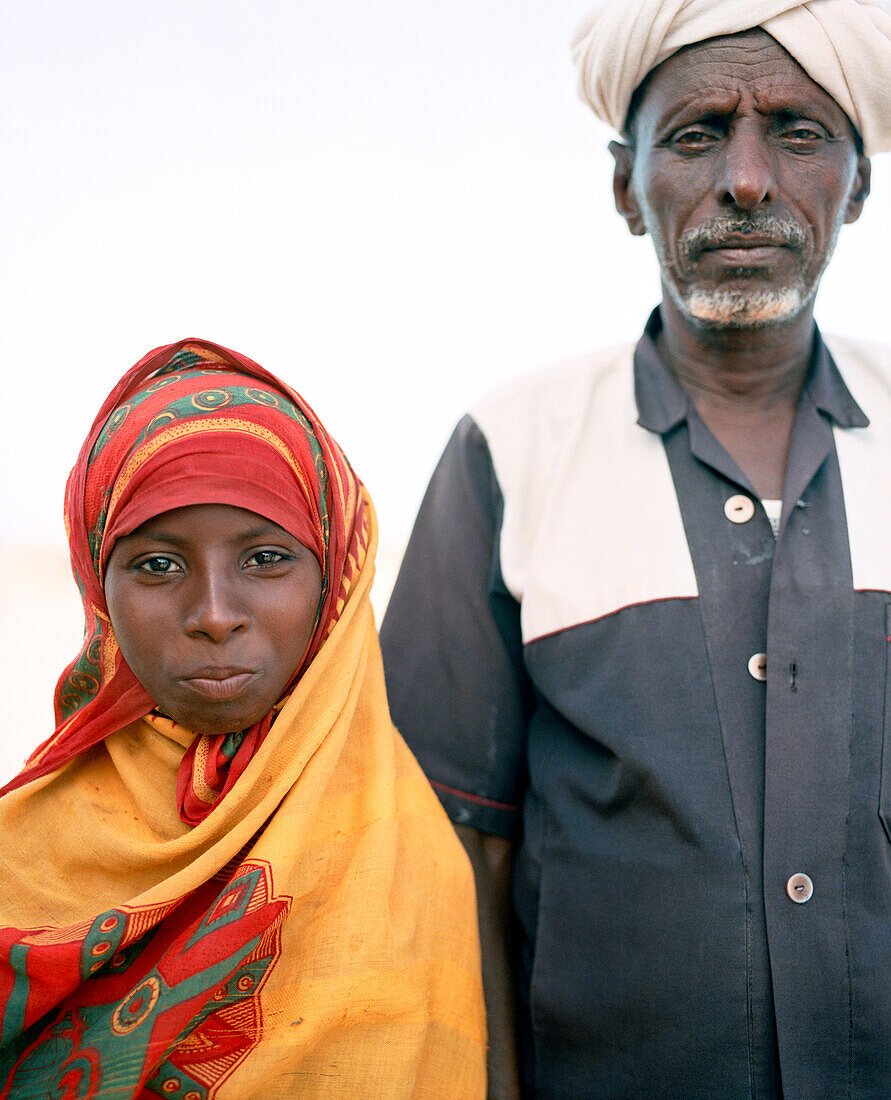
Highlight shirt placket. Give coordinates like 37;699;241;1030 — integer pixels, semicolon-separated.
669;414;782;1097
762;397;855;1099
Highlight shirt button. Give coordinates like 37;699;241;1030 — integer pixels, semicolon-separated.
786;873;814;903
725;495;755;523
748;652;767;681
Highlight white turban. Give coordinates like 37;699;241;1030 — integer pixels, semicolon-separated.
572;0;891;155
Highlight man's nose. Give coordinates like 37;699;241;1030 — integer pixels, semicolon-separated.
183;573;249;642
715;124;777;210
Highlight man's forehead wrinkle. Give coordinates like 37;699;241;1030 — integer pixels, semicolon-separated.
655;30;809;90
678;26;790;64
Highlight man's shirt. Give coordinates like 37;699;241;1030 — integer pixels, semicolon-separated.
380;311;891;1100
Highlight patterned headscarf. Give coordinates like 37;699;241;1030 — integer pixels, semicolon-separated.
572;0;891;155
3;338;368;823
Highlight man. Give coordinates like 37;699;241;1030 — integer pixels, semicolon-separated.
380;1;891;1096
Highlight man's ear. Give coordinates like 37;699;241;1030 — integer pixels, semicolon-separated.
844;155;871;225
609;140;647;237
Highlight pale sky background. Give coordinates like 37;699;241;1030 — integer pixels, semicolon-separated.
1;0;889;781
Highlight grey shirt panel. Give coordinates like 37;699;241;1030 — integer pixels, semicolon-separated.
517;598;762;1098
380;413;529;837
849;595;891;1097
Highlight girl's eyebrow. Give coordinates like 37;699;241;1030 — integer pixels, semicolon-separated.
123;524;288;547
230;526;292;544
119;528;188;547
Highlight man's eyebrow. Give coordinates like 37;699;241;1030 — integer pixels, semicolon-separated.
654;95;737;131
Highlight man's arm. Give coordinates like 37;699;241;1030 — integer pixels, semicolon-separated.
380;416;530;1094
457;825;520;1100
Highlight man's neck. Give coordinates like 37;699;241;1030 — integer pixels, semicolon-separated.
654;296;818;500
656;296;816;413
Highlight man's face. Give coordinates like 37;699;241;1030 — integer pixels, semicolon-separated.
611;30;871;331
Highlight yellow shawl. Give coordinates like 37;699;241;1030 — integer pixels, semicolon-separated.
0;503;485;1097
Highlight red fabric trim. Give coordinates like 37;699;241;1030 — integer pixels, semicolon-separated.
430;780;517;813
526;594;699;647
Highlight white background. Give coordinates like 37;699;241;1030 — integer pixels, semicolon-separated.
1;0;889;781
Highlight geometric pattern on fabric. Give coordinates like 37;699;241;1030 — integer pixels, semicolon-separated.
0;860;289;1099
183;866;264;951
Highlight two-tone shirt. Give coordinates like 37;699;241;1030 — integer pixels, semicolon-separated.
380;312;891;1099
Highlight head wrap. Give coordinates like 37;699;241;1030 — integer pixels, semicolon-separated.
572;0;891;155
3;338;367;822
0;339;485;1093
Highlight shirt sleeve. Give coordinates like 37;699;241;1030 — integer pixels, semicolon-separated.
379;414;531;837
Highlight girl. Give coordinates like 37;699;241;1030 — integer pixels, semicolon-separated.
0;339;485;1098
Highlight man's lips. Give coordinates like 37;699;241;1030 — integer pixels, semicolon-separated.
701;238;788;264
179;669;258;701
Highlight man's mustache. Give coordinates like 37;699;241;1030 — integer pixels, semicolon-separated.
680;216;807;262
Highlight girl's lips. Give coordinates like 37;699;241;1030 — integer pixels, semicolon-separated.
181;672;257;701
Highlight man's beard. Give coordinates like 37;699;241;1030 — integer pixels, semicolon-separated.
677;284;808;329
643;210;843;331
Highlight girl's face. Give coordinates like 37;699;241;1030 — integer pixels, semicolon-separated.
104;503;323;736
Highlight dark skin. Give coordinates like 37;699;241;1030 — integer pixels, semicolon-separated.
610;29;870;497
457;824;519;1098
471;30;871;1099
104;504;322;737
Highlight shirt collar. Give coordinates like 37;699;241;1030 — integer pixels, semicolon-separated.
806;338;870;428
633;307;870;434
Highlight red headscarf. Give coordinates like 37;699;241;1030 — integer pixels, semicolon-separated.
2;338;368;823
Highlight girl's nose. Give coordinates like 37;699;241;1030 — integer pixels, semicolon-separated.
182;572;249;642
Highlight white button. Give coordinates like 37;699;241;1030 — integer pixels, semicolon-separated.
725;495;755;524
786;872;814;904
748;652;767;681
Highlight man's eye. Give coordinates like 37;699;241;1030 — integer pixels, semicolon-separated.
785;127;821;141
136;556;181;574
674;129;715;147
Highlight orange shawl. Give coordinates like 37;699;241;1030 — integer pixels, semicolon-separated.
0;340;485;1097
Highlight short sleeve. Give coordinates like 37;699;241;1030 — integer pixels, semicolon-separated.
379;415;530;837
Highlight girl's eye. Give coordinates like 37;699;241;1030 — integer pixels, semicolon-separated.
136;556;182;574
246;550;288;568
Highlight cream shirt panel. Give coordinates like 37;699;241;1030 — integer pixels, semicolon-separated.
826;334;891;594
472;344;698;645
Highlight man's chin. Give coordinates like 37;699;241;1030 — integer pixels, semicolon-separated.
672;285;809;331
